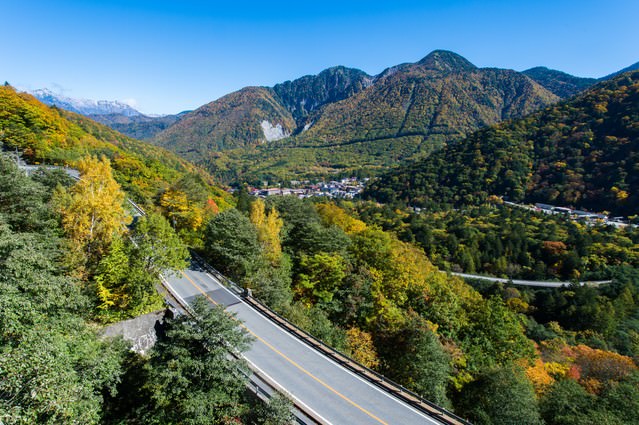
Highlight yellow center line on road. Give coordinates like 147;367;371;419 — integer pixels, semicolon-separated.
178;270;389;425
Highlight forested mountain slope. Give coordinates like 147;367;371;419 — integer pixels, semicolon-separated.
154;50;560;184
364;71;639;215
272;65;373;127
0;84;231;209
297;50;558;150
152;86;297;154
601;60;639;80
522;67;597;98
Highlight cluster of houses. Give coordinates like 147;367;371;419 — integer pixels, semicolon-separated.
248;177;367;200
503;201;633;228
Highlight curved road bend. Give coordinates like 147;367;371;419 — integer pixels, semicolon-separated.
451;272;611;288
163;261;448;425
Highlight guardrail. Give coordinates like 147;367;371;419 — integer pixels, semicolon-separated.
127;198;146;217
158;272;319;424
118;203;316;423
13;154;461;424
189;250;471;425
450;272;613;288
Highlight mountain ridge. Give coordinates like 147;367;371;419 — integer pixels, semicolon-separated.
416;49;478;72
522;66;597;98
29;88;143;117
601;61;639;80
88;111;189;140
363;70;639;215
0;85;232;209
150;50;561;183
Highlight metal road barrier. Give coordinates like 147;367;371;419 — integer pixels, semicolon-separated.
12;156;465;424
158;273;321;424
188;250;471;425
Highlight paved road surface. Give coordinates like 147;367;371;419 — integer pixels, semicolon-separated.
164;261;448;425
451;272;611;288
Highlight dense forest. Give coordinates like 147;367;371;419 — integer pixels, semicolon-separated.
355;201;639;281
0;154;293;424
3;150;637;423
352;200;639;349
522;67;597;98
201;193;639;424
150;51;559;185
364;71;639;216
3;75;639;424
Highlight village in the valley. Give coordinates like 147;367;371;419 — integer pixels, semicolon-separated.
247;177;368;200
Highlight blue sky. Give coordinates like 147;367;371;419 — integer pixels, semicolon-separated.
3;0;638;114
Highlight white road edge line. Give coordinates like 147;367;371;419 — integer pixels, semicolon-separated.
160;273;190;309
244;357;333;425
197;270;443;424
162;273;332;424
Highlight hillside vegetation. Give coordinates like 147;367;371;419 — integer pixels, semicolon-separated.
365;71;639;216
297;51;557;149
150;51;560;184
522;67;597;98
0;84;232;237
273;65;373;126
153;86;297;153
0;153;294;424
202;192;639;424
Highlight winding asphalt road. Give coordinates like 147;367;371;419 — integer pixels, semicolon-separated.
163;261;450;425
450;272;612;288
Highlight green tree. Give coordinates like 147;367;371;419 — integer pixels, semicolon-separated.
94;237;130;312
0;328;125;425
460;296;536;371
235;185;252;213
130;212;189;277
247;394;295;425
456;364;542;425
599;371;639;425
0;154;51;232
128;212;188;315
380;320;452;407
539;378;595;425
295;252;348;305
243;254;294;312
268;196;349;256
203;208;261;281
93;213;187;319
142;297;252;424
31;167;76;192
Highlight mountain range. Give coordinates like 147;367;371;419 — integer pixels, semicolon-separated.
29;88;142;117
363;70;639;215
150;50;568;183
27;88;190;141
27;51;638;186
89;112;189;141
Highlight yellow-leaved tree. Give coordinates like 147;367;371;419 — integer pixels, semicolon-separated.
159;188;189;228
249;198;283;265
54;155;128;264
316;203;367;234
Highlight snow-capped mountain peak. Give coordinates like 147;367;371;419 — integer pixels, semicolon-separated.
28;88;143;117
